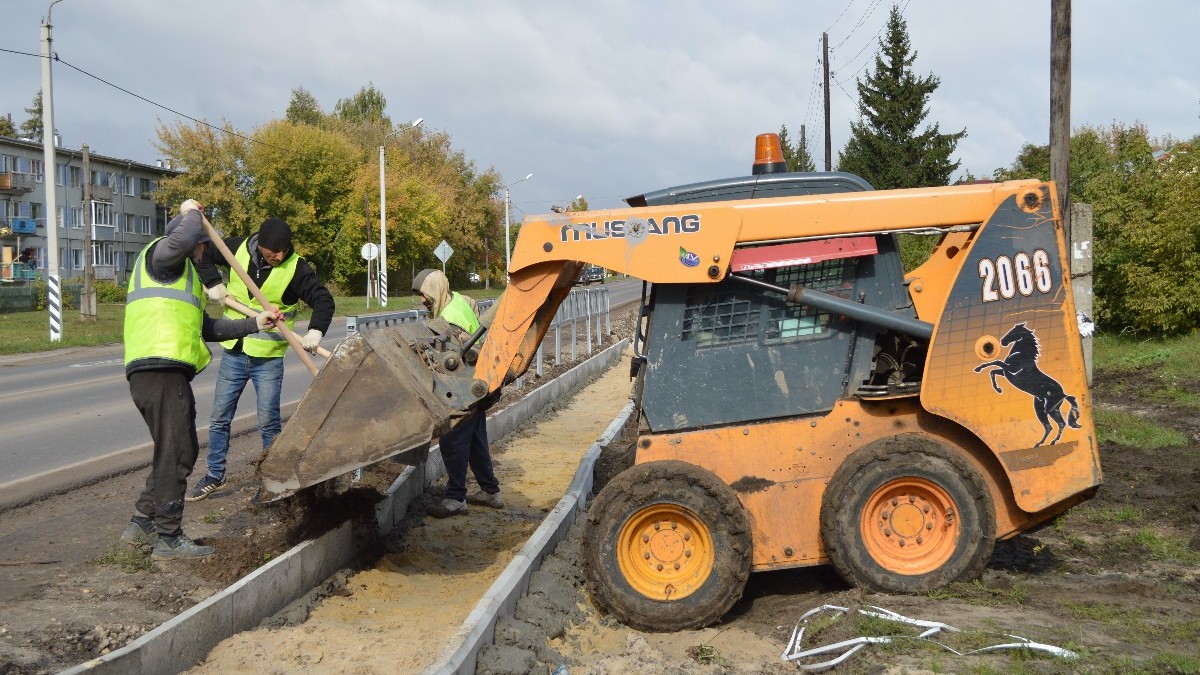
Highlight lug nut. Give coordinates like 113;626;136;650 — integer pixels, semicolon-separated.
671;522;678;529
674;562;681;570
923;505;930;513
884;529;892;537
899;539;906;547
654;522;661;531
656;563;663;571
685;550;692;557
909;495;915;503
644;552;651;559
892;497;899;506
927;522;933;530
683;533;691;541
881;511;889;520
916;536;924;544
642;535;649;543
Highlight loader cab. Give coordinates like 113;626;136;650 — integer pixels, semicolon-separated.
626;166;922;433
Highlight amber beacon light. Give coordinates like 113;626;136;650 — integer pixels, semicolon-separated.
752;133;789;175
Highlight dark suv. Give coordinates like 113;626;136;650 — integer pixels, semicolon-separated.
579;266;605;285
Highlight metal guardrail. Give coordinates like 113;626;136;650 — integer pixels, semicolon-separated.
344;288;611;377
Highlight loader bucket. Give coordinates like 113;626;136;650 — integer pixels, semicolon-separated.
255;323;458;501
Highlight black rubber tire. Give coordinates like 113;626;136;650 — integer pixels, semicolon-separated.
819;435;996;593
582;460;752;631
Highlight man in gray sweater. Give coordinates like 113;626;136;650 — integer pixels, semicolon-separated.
120;200;281;559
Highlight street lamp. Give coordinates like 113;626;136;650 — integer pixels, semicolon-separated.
503;173;533;281
378;116;422;306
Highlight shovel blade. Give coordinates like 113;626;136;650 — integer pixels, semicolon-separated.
256;324;454;501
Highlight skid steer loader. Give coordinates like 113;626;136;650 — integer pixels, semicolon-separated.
256;134;1099;632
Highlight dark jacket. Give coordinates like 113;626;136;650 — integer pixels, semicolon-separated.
125;211;258;380
195;234;335;354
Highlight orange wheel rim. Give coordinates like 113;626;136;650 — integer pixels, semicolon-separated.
861;477;960;575
616;504;713;601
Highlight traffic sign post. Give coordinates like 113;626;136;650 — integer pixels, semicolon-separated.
434;240;454;275
361;243;380;310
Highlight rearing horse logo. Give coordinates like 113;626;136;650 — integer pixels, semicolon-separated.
974;322;1082;447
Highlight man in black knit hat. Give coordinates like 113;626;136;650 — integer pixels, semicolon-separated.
186;217;335;501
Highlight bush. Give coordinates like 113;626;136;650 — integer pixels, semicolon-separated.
33;281;80;311
94;280;127;303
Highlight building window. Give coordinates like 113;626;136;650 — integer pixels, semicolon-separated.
31;159;44;183
69;206;83;228
124;213;136;233
71;247;83;270
56;205;64;228
56;164;66;186
92;201;114;227
69;166;83;188
125;251;138;271
91;171;111;187
140;215;151;235
92;242;115;266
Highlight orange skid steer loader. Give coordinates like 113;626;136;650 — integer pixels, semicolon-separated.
256;135;1099;632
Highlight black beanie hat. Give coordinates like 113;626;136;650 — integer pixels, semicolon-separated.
257;218;292;250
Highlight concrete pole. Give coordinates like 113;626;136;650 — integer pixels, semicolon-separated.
503;187;510;282
378;144;387;307
1071;203;1094;386
40;2;64;340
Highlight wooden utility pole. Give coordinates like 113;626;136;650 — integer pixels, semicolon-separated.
1050;0;1071;239
801;125;807;170
484;236;490;290
823;32;832;171
80;144;96;320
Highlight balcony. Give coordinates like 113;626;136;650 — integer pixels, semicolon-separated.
90;184;114;201
0;172;35;195
10;218;38;234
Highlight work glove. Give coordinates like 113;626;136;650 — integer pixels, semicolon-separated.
205;283;228;306
301;329;324;353
255;309;283;332
180;199;203;215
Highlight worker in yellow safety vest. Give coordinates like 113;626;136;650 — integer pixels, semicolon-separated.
120;200;281;560
412;269;503;517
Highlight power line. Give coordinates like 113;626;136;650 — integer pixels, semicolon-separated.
832;0;912;86
1;45;280;152
831;0;884;51
824;0;859;34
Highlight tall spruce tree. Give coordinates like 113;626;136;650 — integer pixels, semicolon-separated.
837;5;964;188
779;124;816;172
20;90;43;141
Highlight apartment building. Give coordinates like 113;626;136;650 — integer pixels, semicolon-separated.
0;135;177;284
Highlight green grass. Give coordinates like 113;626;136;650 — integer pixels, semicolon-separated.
1119;528;1200;564
1093;409;1188;449
0;289;506;356
89;543;156;574
1095;332;1200;386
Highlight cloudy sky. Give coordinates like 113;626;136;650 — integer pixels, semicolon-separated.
2;1;1196;214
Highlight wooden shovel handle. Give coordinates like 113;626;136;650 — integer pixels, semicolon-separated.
224;295;332;358
197;213;320;376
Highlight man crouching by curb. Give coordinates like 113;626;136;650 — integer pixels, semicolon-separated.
120;200;282;560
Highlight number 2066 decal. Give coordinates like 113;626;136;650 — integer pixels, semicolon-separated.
978;250;1053;302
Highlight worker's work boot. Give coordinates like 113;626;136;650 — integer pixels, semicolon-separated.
466;490;504;509
185;474;227;502
427;498;468;518
119;515;157;545
151;532;215;560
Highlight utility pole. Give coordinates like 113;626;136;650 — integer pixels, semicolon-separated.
80;144;96;320
1050;0;1072;240
823;32;832;171
41;0;64;340
484;236;490;290
800;124;807;171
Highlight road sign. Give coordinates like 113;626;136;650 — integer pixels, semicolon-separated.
361;242;379;261
434;240;454;264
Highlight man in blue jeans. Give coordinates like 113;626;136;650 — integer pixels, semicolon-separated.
187;218;334;501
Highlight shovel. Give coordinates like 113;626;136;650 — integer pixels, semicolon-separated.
223;294;333;359
198;214;319;377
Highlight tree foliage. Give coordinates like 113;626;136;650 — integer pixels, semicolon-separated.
778;124;816;172
333;83;390;127
837;5;965;188
995;123;1200;335
0;114;16;138
285;87;325;126
153;84;503;292
20;90;43;141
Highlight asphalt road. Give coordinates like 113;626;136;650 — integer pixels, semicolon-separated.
0;279;643;488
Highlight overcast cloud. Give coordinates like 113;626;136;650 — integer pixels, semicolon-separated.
2;1;1197;214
